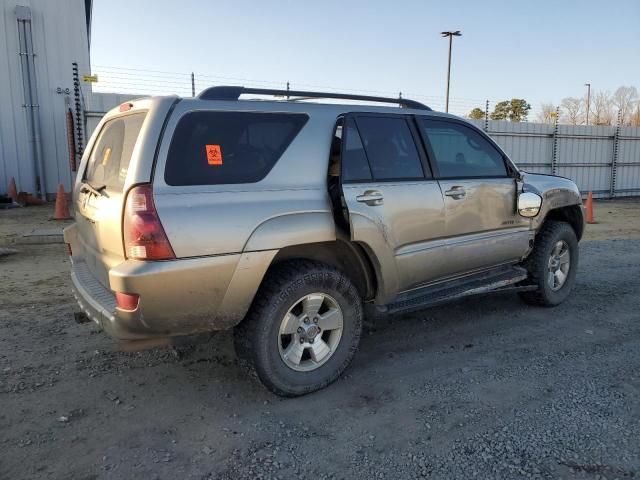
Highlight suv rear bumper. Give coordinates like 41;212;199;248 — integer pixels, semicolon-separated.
69;250;277;341
71;259;119;334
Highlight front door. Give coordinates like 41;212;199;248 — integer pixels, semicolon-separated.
339;114;447;302
416;117;531;277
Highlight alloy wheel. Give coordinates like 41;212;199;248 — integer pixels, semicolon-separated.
547;240;571;291
277;293;344;372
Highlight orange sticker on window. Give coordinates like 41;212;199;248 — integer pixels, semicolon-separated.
206;144;223;165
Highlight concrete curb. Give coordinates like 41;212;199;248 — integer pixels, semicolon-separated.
18;234;64;245
0;228;65;246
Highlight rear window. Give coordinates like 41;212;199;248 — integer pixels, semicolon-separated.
83;112;146;190
164;111;308;186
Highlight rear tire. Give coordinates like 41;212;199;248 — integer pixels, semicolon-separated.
519;220;578;307
234;260;363;397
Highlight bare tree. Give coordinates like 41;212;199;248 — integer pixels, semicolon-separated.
612;86;638;125
536;103;557;124
560;97;584;125
632;103;640;127
591;91;614;126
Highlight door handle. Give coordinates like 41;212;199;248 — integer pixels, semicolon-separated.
444;186;466;199
356;190;384;206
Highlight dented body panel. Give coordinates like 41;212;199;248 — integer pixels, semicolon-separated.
522;172;585;235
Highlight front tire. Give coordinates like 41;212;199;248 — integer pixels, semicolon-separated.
234;260;363;396
519;220;579;306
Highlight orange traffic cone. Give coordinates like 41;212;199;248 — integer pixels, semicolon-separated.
8;177;18;201
585;191;595;224
53;183;72;220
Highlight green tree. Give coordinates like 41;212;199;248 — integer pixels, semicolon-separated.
490;99;531;122
490;101;511;120
468;107;485;120
508;99;531;122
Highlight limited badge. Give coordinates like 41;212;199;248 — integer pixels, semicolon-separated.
206;144;223;165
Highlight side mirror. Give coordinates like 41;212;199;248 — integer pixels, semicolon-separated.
518;192;542;217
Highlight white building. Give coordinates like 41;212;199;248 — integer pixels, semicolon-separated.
0;0;92;199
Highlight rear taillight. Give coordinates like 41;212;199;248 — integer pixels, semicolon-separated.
66;243;73;256
115;292;140;311
123;184;175;260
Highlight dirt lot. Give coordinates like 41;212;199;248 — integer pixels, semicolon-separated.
1;200;639;479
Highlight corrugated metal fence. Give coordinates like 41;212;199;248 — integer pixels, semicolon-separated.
469;119;640;198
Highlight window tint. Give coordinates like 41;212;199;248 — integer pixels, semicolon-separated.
84;112;146;190
419;119;507;178
355;116;424;181
341;117;372;182
165;111;307;186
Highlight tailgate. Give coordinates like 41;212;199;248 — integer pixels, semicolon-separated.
73;111;147;288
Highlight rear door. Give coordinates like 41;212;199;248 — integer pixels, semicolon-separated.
416;117;531;276
74;111;147;287
340;114;447;300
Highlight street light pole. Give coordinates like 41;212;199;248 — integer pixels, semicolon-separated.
584;83;591;125
441;30;461;113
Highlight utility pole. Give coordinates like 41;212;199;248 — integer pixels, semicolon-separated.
584;83;591;125
441;30;461;113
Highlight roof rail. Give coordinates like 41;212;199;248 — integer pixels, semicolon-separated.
197;86;431;110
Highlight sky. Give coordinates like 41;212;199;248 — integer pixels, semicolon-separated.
90;0;640;116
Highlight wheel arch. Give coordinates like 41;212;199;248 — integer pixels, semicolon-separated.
541;205;585;241
269;240;378;301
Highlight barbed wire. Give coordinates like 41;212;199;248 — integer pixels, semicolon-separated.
77;63;547;119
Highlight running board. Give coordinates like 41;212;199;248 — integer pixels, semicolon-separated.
380;265;533;315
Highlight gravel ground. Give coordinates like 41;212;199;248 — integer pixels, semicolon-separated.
1;206;639;479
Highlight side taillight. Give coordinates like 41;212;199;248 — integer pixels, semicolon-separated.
115;292;140;311
123;184;175;260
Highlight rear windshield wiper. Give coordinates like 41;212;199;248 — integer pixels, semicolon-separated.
81;182;108;197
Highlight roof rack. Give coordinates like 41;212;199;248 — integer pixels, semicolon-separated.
197;86;431;110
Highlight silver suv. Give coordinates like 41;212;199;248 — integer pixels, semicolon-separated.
64;87;585;396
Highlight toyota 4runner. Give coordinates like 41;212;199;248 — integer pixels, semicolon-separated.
64;87;585;396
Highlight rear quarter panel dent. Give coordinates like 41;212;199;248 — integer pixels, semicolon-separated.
243;211;337;252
